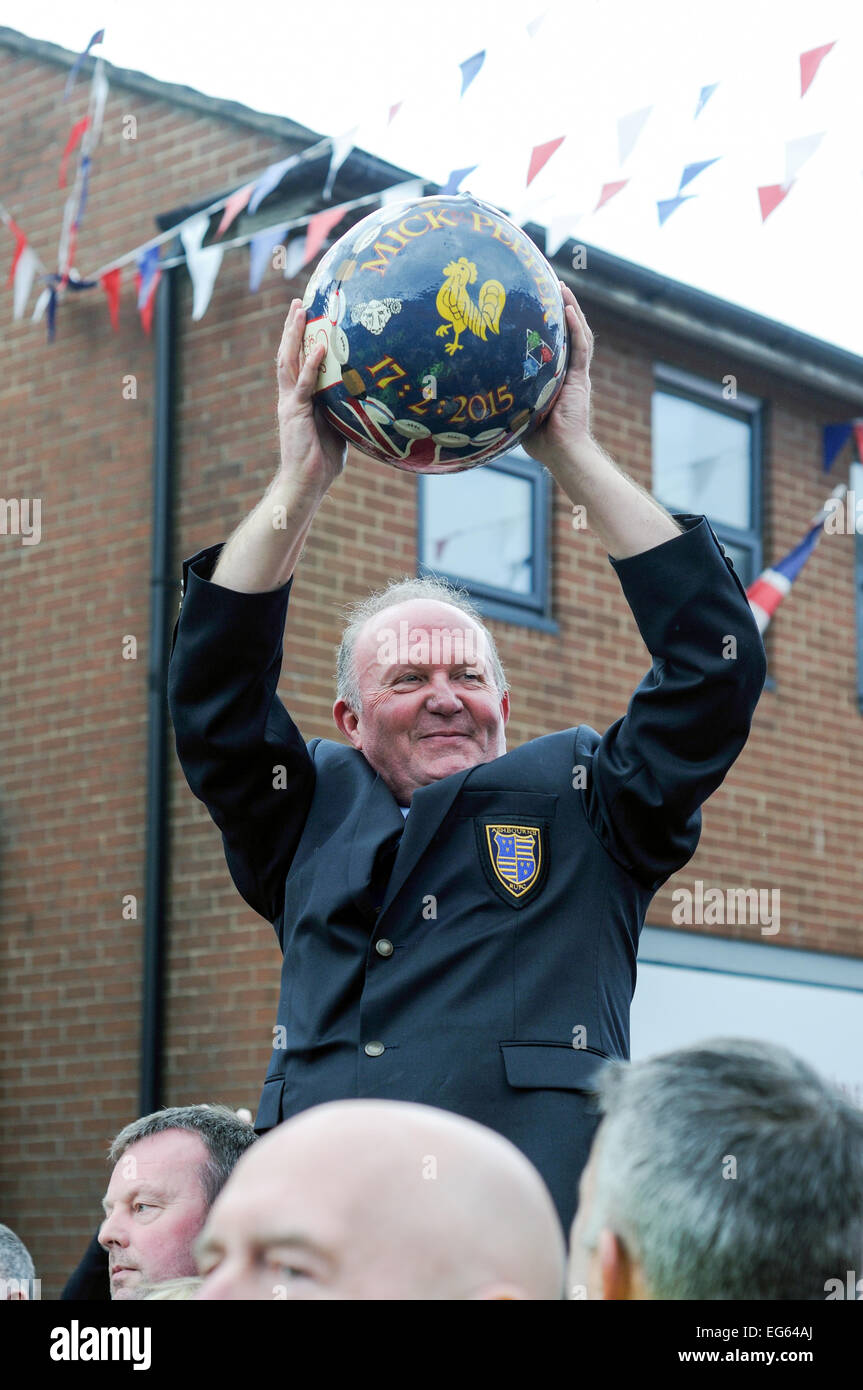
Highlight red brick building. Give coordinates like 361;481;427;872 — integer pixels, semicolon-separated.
2;27;862;1296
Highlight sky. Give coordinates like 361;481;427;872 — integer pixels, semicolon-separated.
4;0;862;355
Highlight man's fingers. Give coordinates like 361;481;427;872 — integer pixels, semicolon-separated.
276;299;304;388
293;339;326;402
559;280;593;373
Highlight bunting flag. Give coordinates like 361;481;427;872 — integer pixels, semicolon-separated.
304;204;348;266
823;422;856;471
249;222;289;293
695;82;718;118
322;128;357;200
46;281;59;340
64;28;104;99
543;212;582;258
281;235;309;281
215;183;254;239
381;179;425;206
459;51;485;97
89;60;110;147
32;284;52;324
526;137;565;187
135;244;162;334
800;42;835;97
180;213;224;319
758;181;794;221
12;245;39;319
100;267;121;330
618;107;652;165
784;132;824;184
387;102;402;124
595;179;628;212
5;216;28;286
77;155;92;222
59;117;90;188
679;157;719;190
526;11;547;38
248;155;298;215
439;165;477;196
657;194;694;226
745;486;846;634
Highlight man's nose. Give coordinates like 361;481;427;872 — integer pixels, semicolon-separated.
98;1211;128;1250
424;677;463;713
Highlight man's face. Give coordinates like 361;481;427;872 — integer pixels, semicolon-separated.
333;599;510;806
98;1130;211;1300
195;1122;423;1301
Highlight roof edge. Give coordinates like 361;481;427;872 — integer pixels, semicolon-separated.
0;24;317;146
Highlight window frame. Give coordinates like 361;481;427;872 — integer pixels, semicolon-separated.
652;362;764;590
417;446;557;631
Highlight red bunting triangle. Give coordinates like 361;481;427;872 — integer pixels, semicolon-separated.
757;182;793;221
595;180;628;212
527;137;565;187
388;101;402;124
800;42;835;97
304;205;348;265
216;183;254;239
5;218;28;287
100;268;122;331
59;117;90;188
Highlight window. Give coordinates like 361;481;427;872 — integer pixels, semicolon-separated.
418;446;554;628
652;364;763;587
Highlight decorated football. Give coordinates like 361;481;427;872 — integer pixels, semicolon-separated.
300;192;569;473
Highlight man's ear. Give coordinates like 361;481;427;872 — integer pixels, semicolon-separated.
597;1227;639;1300
333;698;362;748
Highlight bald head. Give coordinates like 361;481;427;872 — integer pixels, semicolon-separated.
195;1100;565;1300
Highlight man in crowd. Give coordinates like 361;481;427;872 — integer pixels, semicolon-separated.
195;1099;565;1300
567;1038;863;1300
168;280;765;1230
0;1223;36;1299
63;1103;256;1300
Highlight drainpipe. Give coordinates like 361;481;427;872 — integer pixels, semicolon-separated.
139;258;177;1115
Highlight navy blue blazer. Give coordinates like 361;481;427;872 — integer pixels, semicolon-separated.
167;514;766;1229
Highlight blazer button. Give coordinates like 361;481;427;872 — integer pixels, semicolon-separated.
364;1040;385;1057
375;938;394;957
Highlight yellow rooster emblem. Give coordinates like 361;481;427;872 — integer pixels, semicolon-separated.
435;257;506;355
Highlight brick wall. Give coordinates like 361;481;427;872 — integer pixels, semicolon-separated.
1;37;861;1296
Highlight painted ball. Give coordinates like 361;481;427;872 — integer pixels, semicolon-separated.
300;192;568;473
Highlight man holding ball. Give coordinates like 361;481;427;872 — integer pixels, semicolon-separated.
168;281;765;1229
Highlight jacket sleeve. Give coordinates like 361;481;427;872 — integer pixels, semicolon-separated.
167;542;315;922
580;514;767;892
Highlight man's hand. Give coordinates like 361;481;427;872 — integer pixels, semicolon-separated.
521;282;593;470
276;299;347;503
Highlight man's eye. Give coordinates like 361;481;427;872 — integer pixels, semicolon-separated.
133;1203;155;1213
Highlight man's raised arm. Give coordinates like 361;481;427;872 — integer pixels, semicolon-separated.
524;283;682;557
210;298;347;593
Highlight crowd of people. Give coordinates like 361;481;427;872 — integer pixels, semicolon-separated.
4;1036;863;1301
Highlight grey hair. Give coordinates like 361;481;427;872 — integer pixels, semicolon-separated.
336;574;508;712
582;1038;863;1300
109;1104;257;1211
0;1224;35;1283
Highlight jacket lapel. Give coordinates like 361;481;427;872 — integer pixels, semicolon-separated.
347;769;406;914
379;766;471;916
